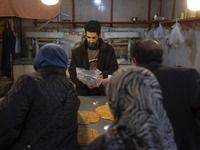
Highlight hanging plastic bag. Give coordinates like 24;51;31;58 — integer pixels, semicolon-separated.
184;29;194;47
76;68;102;86
167;20;184;48
153;23;165;40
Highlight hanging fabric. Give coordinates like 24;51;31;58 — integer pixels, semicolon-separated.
0;0;59;19
2;20;16;77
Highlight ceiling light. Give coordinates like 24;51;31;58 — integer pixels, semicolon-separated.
94;0;101;6
41;0;59;6
187;0;200;11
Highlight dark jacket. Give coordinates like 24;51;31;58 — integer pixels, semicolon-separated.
0;67;81;150
68;38;118;96
145;62;200;150
87;63;200;150
87;134;138;150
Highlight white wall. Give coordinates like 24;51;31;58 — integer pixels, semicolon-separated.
60;0;160;22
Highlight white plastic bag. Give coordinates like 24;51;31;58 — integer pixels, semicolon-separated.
154;23;165;40
76;68;102;86
184;29;194;47
167;21;184;48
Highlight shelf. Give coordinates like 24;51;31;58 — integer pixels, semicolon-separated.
33;20;149;24
33;20;150;28
160;17;200;28
110;43;129;45
104;32;140;38
33;17;200;29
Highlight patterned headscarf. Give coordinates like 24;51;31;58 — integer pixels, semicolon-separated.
105;66;177;150
33;43;68;71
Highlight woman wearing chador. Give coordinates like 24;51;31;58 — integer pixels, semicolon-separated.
0;44;81;150
87;66;177;150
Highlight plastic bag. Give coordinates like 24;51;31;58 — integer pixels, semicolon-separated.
154;23;165;40
76;68;102;86
167;21;184;48
184;29;194;47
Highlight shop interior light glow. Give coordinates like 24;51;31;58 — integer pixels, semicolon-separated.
187;0;200;11
41;0;59;5
94;0;101;6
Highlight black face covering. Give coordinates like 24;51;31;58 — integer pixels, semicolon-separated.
86;39;100;50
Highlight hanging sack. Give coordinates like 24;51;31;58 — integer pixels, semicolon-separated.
154;23;165;40
167;20;184;48
184;29;195;47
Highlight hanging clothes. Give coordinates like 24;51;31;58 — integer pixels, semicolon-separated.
2;20;16;77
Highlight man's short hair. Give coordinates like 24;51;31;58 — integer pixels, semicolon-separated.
131;39;163;65
84;20;101;36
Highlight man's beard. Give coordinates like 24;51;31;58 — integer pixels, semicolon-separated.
87;40;99;50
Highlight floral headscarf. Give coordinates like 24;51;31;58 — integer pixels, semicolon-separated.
105;66;177;150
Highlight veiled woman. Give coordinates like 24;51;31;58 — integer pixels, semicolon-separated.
0;44;81;150
87;66;177;150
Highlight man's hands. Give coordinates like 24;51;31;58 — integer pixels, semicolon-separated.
86;75;103;89
87;84;97;89
86;75;110;88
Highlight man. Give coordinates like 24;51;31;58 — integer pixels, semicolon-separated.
68;20;118;96
131;38;200;150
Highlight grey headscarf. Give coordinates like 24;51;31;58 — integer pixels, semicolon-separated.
105;66;177;150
